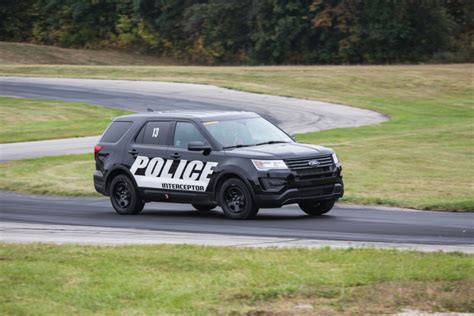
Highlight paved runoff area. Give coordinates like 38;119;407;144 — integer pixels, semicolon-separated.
2;221;472;253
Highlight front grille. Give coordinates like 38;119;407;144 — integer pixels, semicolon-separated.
296;166;332;177
284;155;334;172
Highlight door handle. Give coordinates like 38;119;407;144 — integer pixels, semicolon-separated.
128;149;138;156
170;152;181;159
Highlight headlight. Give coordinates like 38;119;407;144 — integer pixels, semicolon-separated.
332;153;339;164
251;159;288;171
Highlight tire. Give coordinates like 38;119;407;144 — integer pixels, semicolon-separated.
298;199;335;216
218;178;259;220
109;174;144;215
192;203;218;211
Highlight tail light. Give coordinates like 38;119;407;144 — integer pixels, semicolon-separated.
94;145;103;160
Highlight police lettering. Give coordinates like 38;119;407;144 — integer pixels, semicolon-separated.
130;156;218;182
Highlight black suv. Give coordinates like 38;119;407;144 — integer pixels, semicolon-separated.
94;111;343;219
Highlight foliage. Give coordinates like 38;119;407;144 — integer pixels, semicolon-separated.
0;0;471;64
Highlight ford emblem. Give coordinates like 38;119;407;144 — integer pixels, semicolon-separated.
308;160;320;167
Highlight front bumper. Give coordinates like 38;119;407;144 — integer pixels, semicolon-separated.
254;182;343;208
250;166;344;208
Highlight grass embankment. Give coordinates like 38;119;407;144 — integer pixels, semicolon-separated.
0;42;178;65
1;243;473;314
0;64;472;210
0;154;92;195
0;97;129;143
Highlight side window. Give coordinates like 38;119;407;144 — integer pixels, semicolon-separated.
174;122;208;148
136;121;171;146
100;121;133;143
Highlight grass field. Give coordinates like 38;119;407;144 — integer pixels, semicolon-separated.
0;154;93;195
0;97;129;143
0;64;472;210
1;243;473;314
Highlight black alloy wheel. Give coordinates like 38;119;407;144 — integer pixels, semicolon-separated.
114;182;131;208
219;178;258;219
110;174;144;215
225;186;245;213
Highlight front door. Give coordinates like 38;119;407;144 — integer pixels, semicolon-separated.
168;121;219;194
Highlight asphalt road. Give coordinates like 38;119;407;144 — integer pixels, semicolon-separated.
0;76;387;133
1;191;473;250
0;136;100;161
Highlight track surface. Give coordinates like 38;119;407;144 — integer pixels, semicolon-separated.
1;191;473;247
0;77;472;249
0;77;386;133
0;136;100;161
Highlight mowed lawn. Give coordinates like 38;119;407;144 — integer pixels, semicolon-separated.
0;97;129;143
0;64;472;210
0;154;93;196
1;243;473;314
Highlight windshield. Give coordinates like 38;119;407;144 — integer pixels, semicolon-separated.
203;117;293;149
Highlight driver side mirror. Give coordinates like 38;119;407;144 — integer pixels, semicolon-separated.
188;141;212;155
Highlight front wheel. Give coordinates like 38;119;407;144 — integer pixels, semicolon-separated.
110;175;144;215
219;178;259;220
298;199;335;216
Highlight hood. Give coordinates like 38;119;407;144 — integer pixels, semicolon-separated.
224;142;334;159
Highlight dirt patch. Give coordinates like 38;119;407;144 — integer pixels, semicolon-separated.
240;281;474;315
0;42;180;65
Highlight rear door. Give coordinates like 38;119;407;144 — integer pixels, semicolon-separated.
126;120;173;190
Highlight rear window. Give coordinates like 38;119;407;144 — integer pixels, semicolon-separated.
100;121;133;143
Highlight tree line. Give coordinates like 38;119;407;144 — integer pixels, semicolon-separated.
1;0;472;64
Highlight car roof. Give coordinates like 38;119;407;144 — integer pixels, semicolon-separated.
115;110;260;121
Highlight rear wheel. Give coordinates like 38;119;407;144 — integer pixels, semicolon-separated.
110;175;144;215
219;178;258;220
298;199;335;216
192;203;218;211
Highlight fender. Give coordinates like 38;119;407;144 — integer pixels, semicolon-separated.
211;166;257;201
104;164;139;194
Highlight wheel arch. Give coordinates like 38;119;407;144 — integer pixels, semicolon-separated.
212;171;256;205
104;166;138;195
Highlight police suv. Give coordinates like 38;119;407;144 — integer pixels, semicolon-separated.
93;111;344;219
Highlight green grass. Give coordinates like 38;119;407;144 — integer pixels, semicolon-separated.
0;64;473;210
0;154;95;196
0;97;129;143
1;243;473;314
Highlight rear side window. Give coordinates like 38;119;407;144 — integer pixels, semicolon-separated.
136;121;171;146
100;121;132;143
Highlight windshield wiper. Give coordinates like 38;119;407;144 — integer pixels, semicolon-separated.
223;144;255;150
223;141;289;149
255;140;289;146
